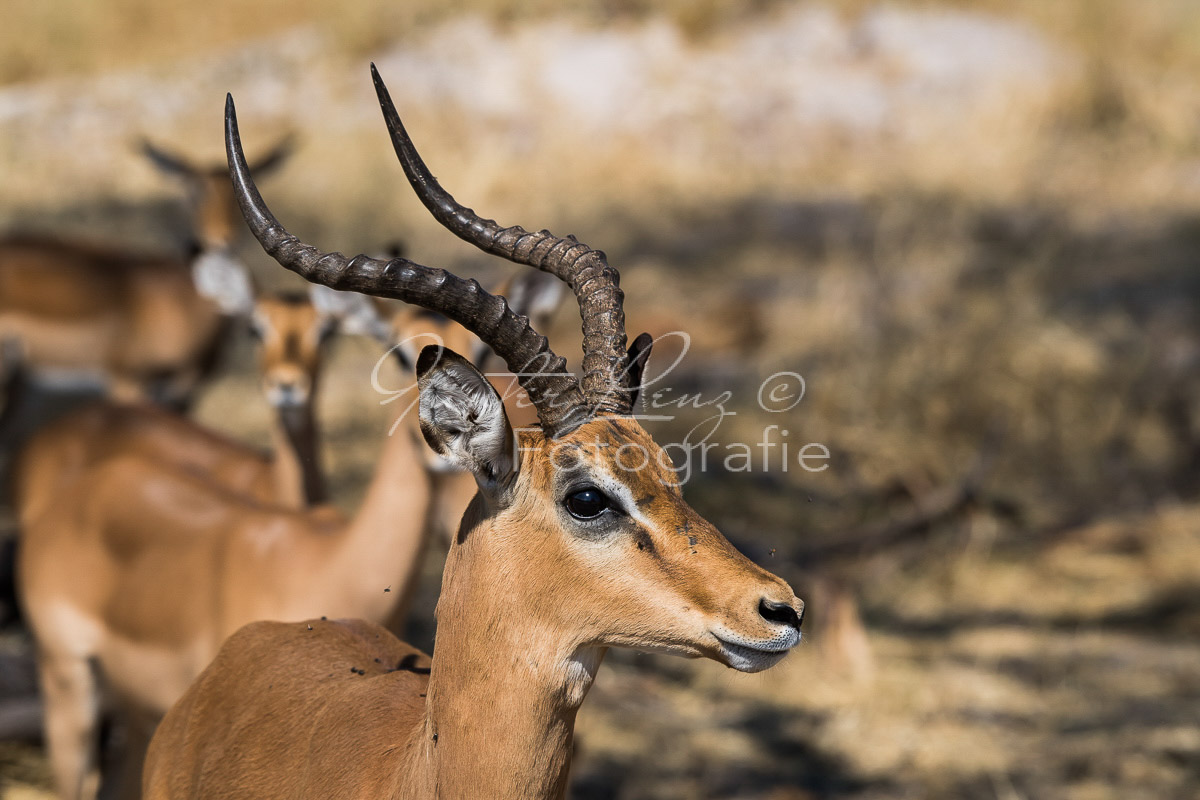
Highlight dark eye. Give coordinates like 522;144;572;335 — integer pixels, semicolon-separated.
564;487;611;520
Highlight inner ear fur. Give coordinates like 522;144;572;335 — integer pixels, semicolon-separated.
416;345;518;494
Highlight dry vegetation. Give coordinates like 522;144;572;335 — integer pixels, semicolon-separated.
3;1;1200;798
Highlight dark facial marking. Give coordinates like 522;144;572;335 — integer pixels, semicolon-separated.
633;527;656;555
283;330;301;360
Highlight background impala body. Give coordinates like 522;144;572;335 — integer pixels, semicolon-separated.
0;139;290;410
14;286;351;527
0;236;226;405
141;69;804;800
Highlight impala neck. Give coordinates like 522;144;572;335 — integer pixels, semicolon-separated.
269;402;326;508
320;414;436;623
407;503;603;800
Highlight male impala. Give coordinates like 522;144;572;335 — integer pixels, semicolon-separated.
14;283;362;526
0;138;290;408
18;263;560;800
143;67;804;800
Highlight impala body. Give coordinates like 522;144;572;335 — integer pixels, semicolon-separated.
15;287;350;526
0;139;289;408
143;67;805;800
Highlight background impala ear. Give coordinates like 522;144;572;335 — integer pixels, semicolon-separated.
416;345;518;493
505;271;564;330
470;272;565;368
141;139;199;178
624;332;654;411
245;134;295;178
308;285;391;341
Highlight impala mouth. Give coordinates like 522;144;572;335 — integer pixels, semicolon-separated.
712;630;799;673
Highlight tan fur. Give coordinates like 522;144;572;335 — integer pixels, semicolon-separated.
0;237;225;402
144;417;804;800
15;293;333;525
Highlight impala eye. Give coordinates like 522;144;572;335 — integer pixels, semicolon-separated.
564;487;611;520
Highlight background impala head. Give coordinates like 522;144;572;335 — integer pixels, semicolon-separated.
251;286;347;410
143;136;292;255
224;64;805;675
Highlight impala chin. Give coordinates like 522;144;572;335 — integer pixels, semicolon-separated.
710;628;801;673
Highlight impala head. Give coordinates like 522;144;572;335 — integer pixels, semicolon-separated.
417;350;802;671
224;65;803;673
249;287;345;410
144;137;292;253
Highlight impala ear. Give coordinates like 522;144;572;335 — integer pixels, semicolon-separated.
505;271;564;330
624;332;654;411
141;140;198;178
416;345;518;494
246;135;295;178
308;285;391;340
470;271;564;368
191;251;256;316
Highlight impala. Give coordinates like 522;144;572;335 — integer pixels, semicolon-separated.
142;66;804;800
13;283;365;527
17;259;560;800
0;138;290;409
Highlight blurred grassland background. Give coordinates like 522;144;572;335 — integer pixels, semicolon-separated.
3;1;1200;798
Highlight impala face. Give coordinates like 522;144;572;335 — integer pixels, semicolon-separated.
185;168;242;252
510;418;803;673
251;292;337;409
417;346;805;676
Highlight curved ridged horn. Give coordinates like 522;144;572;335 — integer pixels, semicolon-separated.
370;64;631;415
224;94;590;437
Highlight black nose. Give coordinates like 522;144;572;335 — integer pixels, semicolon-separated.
759;598;802;630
